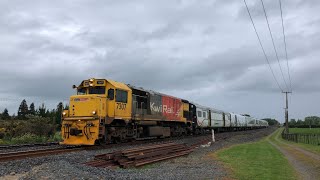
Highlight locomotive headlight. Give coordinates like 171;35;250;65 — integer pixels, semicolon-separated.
92;111;96;115
62;110;68;116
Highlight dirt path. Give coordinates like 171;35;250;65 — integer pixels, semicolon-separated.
268;131;320;180
274;137;320;161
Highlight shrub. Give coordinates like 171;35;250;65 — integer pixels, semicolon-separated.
10;133;47;144
0;115;58;144
0;128;5;139
26;116;54;136
1;115;55;138
49;131;62;142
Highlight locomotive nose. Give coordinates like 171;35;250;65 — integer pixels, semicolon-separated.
69;128;82;136
69;95;99;117
61;94;105;145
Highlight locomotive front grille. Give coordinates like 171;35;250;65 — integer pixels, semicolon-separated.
70;128;83;136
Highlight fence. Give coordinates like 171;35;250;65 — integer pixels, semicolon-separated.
282;131;320;146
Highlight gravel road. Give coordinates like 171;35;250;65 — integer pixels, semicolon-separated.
0;127;276;180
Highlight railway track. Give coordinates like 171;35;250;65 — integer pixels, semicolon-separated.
0;146;84;162
0;129;266;166
0;134;213;163
0;142;59;149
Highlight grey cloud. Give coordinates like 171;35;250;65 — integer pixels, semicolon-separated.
0;0;320;122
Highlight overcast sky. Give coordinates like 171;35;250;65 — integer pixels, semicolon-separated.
0;0;319;122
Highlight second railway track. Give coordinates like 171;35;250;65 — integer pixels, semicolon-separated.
0;142;59;149
0;146;84;162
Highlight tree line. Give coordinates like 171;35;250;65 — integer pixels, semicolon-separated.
0;99;68;126
261;118;280;126
288;116;320;128
2;100;319;128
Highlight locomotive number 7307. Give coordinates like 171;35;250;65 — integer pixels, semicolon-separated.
116;103;126;110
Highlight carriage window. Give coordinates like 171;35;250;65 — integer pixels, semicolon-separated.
197;111;202;117
116;89;128;103
203;112;206;118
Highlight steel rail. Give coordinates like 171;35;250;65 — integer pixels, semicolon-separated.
0;147;83;162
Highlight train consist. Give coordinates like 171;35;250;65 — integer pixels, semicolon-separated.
61;78;268;145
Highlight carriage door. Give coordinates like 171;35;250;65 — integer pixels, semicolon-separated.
107;88;115;117
190;104;197;126
208;110;212;127
235;115;238;127
115;89;128;117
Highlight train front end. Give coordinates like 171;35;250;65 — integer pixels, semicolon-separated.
60;79;107;145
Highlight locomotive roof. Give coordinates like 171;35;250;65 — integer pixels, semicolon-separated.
191;102;225;113
107;79;131;91
127;84;187;101
78;78;131;91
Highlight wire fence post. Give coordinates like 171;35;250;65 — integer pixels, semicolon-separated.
282;131;320;146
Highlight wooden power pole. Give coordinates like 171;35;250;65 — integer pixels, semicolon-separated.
283;91;291;133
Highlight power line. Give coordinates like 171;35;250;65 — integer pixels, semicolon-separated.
279;0;293;92
260;0;289;91
243;0;283;92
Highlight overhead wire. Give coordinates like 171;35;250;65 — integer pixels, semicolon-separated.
260;0;289;91
279;0;293;92
243;0;284;92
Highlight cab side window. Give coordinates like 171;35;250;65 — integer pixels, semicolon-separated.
116;89;128;103
107;88;114;100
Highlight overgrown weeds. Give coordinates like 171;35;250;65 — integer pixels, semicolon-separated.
0;115;62;144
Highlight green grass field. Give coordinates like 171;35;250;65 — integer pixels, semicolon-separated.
214;129;297;180
289;128;320;134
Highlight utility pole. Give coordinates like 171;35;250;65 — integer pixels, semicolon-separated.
283;91;291;133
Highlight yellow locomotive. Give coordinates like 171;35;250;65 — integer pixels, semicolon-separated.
61;78;194;145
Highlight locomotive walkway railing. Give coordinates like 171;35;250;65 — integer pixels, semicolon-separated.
281;129;320;146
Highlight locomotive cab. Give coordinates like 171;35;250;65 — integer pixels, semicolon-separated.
61;78;132;145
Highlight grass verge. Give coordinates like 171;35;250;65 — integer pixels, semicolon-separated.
0;131;62;145
213;129;297;180
274;128;320;154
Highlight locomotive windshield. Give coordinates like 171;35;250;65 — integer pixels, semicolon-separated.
89;87;105;94
77;88;86;95
77;87;106;95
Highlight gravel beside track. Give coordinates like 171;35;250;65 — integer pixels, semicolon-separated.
0;127;276;180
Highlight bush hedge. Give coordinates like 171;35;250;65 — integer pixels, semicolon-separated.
0;115;62;144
